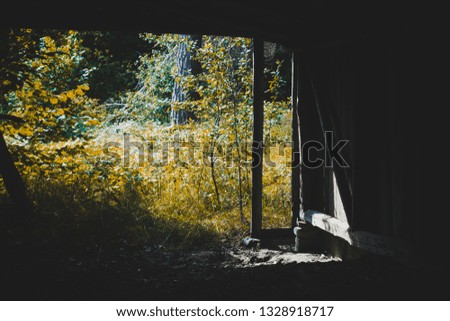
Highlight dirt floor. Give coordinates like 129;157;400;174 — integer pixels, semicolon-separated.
2;236;447;301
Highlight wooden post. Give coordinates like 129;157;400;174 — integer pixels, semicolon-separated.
251;38;264;238
291;50;300;228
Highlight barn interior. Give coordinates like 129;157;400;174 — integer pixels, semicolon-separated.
1;1;447;300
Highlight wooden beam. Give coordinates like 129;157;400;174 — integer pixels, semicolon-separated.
291;50;301;228
300;209;351;243
300;209;409;258
251;37;264;238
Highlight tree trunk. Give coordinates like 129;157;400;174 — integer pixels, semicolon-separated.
171;35;202;125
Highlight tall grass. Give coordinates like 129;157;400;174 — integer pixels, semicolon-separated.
1;115;291;250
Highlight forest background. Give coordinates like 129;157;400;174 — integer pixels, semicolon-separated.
0;29;292;251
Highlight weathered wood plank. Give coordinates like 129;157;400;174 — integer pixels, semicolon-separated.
300;209;351;243
300;209;409;258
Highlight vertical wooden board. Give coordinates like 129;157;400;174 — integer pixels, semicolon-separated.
304;50;354;222
251;37;264;238
298;56;326;214
327;47;355;226
291;50;301;227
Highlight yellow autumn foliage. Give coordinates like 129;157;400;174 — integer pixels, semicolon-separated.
1;32;292;247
